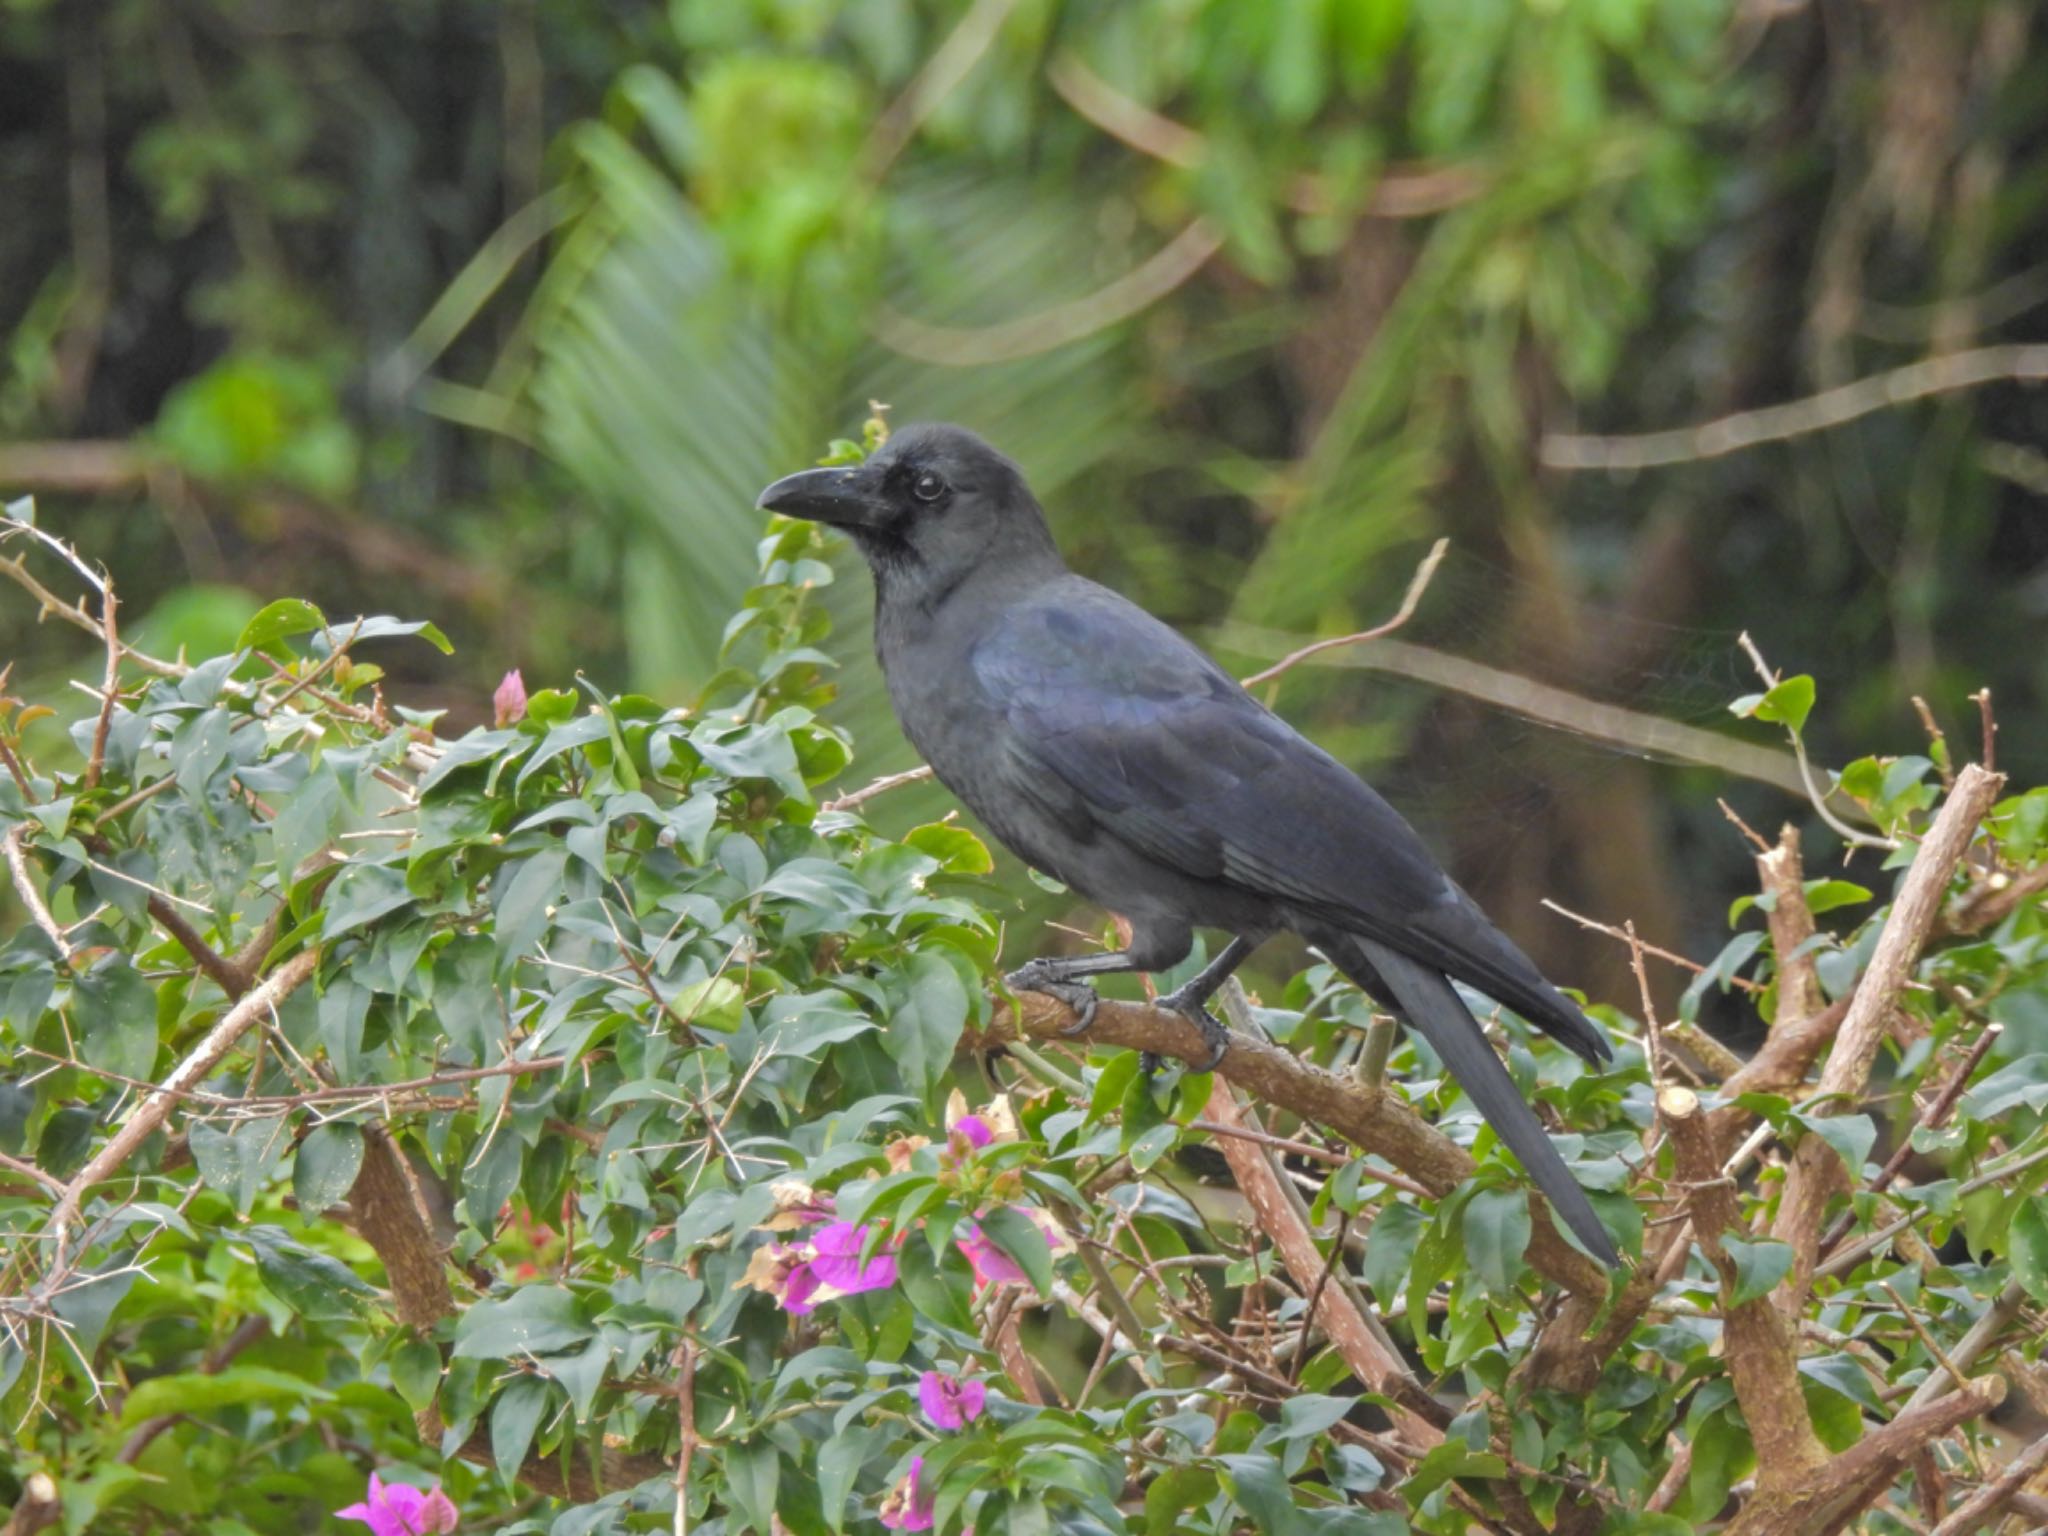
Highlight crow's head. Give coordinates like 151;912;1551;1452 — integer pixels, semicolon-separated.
756;423;1061;585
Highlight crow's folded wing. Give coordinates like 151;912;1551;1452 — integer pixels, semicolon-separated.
971;580;1608;1062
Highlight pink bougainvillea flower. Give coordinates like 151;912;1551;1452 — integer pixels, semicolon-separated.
956;1208;1071;1291
919;1370;987;1430
955;1221;1029;1288
336;1472;459;1536
944;1091;1018;1150
734;1241;821;1314
806;1222;898;1300
878;1454;936;1532
492;669;528;728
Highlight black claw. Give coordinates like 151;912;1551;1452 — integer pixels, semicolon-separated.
1005;964;1100;1036
1159;987;1231;1072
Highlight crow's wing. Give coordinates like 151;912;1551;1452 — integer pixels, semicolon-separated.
971;579;1608;1063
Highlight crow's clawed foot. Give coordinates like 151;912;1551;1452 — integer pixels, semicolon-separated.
1157;984;1232;1072
1004;961;1100;1037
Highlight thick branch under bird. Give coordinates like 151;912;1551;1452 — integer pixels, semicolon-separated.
758;423;1621;1267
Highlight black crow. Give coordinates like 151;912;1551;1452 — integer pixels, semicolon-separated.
758;423;1620;1265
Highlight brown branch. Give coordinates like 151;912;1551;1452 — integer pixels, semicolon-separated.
1942;858;2048;937
1241;538;1449;690
1819;1021;2001;1256
146;898;245;999
872;218;1223;367
1542;343;2048;471
1723;1378;2004;1536
1756;826;1823;1023
1202;1075;1449;1440
1929;1426;2048;1536
47;948;320;1255
1771;763;2003;1310
1661;1084;1829;1494
344;1124;454;1330
1;1472;60;1536
984;992;1610;1297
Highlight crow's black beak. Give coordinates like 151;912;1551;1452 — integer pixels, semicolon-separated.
755;466;882;527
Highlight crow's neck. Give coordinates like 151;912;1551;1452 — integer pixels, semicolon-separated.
865;540;1066;665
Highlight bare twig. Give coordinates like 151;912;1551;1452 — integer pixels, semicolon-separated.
1241;538;1449;690
1928;1426;2048;1536
4;825;76;966
1738;633;1897;852
821;764;935;814
1542;343;2048;470
872;218;1223;367
47;948;320;1258
1544;897;1764;992
82;568;118;790
862;0;1025;177
1220;627;1816;801
1045;53;1485;219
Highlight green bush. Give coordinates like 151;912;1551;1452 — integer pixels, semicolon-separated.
2;451;2045;1535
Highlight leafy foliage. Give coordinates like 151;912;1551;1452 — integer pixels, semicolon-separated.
2;464;2047;1533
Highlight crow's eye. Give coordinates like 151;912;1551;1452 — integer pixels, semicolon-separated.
911;471;946;503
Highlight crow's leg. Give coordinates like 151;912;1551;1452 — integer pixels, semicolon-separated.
1005;922;1192;1040
1155;934;1260;1071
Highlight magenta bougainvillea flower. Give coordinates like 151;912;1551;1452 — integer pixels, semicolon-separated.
918;1370;987;1430
878;1454;936;1531
492;669;527;728
336;1472;458;1536
736;1223;898;1314
806;1222;899;1296
956;1208;1069;1290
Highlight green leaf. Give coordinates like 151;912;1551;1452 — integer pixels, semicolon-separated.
73;959;160;1086
1362;1202;1426;1309
1215;1452;1299;1535
1749;675;1816;733
978;1204;1055;1297
190;1118;290;1215
292;1122;364;1214
452;1286;594;1359
389;1337;442;1414
902;823;993;875
818;1425;878;1533
880;951;969;1104
1803;879;1873;915
119;1366;335;1424
490;1375;550;1488
1461;1185;1532;1297
2010;1196;2048;1302
245;1227;379;1322
323;861;415;939
1792;1111;1877;1178
1723;1237;1794;1308
1402;1440;1506;1504
237;598;328;653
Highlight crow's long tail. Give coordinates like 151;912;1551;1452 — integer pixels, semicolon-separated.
1319;931;1620;1268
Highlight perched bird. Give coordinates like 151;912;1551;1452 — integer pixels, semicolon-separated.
758;424;1619;1266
